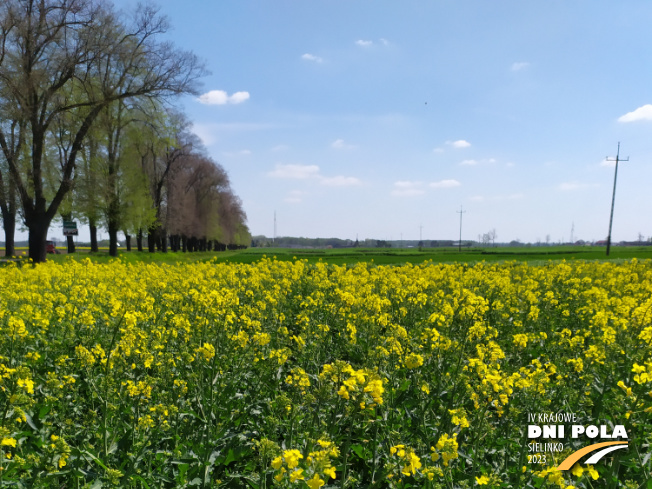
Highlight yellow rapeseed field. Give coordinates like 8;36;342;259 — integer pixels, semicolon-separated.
0;257;650;488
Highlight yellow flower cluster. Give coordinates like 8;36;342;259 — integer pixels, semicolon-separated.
431;433;459;466
321;361;385;409
389;444;422;476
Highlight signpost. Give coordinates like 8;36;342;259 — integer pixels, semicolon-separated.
63;220;78;236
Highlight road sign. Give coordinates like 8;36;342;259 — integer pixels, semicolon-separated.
63;220;78;236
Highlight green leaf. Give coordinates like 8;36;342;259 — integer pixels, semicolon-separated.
24;412;38;431
224;449;236;466
130;474;152;489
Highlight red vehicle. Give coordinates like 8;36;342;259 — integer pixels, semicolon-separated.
46;240;58;254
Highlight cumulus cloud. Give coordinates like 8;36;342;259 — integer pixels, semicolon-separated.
448;139;471;148
301;53;323;63
268;163;361;186
460;159;478;166
511;62;530;71
268;164;320;179
197;90;250;105
618;104;652;122
430;179;461;188
331;139;356;150
391;181;425;197
356;39;373;47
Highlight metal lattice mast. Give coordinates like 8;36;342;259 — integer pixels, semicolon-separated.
606;143;628;256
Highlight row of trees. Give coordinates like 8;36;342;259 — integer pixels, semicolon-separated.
0;0;249;262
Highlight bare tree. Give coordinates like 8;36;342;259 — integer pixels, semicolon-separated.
0;0;205;261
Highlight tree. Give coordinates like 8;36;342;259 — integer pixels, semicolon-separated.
0;103;22;257
0;0;205;262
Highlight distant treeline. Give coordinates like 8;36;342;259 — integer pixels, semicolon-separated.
249;236;652;249
252;236;465;248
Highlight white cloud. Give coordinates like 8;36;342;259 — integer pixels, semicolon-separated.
448;139;471;148
268;163;360;186
222;149;251;157
379;38;390;46
301;53;323;63
430;179;461;189
391;181;425;197
618;104;652;122
331;139;356;150
600;158;616;167
197;90;250;105
320;176;362;186
284;190;306;204
558;182;599;191
268;164;320;179
356;39;373;47
558;182;581;191
394;180;421;188
191;124;218;146
511;62;530;71
460;157;496;166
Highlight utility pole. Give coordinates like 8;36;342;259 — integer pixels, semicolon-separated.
457;205;466;252
606;143;628;256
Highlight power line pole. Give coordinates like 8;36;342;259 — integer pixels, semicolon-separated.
606;143;628;256
457;205;466;252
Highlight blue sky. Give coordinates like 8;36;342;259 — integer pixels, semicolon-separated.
70;1;652;243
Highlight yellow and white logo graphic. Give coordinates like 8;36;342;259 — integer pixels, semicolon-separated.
527;412;628;470
555;441;628;470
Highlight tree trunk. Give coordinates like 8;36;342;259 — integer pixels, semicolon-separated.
90;223;99;252
148;226;156;253
2;210;15;257
137;229;143;252
28;219;49;264
108;223;119;257
125;234;131;251
67;235;76;254
162;232;168;253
